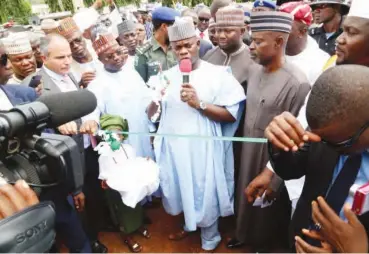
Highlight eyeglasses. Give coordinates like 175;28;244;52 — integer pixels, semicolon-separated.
0;53;7;66
199;17;210;23
321;121;369;149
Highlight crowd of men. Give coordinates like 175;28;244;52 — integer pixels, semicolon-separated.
0;0;369;252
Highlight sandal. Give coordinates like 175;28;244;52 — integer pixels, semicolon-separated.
168;229;189;241
124;238;142;253
138;227;151;239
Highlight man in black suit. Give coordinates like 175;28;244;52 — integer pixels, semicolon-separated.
22;34;107;253
266;65;369;252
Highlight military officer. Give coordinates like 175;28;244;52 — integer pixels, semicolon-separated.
134;7;179;83
308;0;350;55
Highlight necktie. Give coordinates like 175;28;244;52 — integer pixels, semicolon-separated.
325;153;362;214
62;75;77;92
200;32;204;39
306;154;362;246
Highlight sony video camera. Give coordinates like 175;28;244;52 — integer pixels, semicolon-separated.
0;90;97;253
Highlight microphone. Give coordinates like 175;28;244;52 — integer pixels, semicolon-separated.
37;90;97;127
179;59;192;84
0;90;97;137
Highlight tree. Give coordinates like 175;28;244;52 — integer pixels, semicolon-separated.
44;0;75;13
0;0;32;24
83;0;140;7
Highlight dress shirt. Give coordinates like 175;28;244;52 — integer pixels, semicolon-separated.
330;151;369;220
0;88;13;110
43;66;95;148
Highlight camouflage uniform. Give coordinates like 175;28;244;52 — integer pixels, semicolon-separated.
134;37;177;83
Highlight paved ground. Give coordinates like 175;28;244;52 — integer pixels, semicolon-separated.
96;205;252;253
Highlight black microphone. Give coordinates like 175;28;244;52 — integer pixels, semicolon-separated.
37;90;97;127
0;90;97;137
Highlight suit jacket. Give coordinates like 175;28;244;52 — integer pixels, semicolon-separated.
271;142;369;250
199;39;213;59
1;84;37;105
22;68;87;185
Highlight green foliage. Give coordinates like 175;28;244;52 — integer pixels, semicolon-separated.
83;0;140;8
0;0;32;24
44;0;75;13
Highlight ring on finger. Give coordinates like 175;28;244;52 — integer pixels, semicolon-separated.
314;222;322;231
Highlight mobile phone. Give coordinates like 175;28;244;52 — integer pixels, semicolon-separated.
29;75;42;88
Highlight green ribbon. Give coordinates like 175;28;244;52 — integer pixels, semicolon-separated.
99;130;268;143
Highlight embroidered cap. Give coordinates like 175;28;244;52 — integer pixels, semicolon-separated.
117;20;137;36
40;19;59;32
93;33;119;55
210;0;232;17
216;6;245;27
250;11;293;34
2;32;32;55
55;17;81;42
168;16;196;42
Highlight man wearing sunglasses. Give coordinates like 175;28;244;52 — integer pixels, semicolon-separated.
196;7;211;43
55;17;102;89
309;0;350;55
268;65;369;252
0;42;13;85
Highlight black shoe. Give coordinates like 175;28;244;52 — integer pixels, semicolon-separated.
226;238;244;249
91;240;108;253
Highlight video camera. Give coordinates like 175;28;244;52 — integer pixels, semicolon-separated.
0;90;97;252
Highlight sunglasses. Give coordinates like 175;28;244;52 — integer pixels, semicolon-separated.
199;17;210;23
0;53;7;66
321;121;369;149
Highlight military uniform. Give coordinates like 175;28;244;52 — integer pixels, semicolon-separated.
134;37;177;83
309;25;343;56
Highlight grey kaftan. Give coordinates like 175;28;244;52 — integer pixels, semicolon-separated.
235;62;310;248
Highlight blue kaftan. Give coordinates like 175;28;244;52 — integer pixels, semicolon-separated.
151;61;246;231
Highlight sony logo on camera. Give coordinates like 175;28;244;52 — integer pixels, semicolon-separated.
15;220;47;244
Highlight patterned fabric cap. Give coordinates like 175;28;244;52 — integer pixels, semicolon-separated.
55;17;81;42
93;33;119;55
250;11;293;34
216;6;245;27
168;16;196;42
280;1;313;26
117;20;137;35
2;32;32;55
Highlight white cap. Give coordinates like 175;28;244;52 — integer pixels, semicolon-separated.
73;8;100;32
348;0;369;19
41;19;59;30
2;32;32;55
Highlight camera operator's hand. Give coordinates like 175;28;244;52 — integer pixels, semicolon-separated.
0;179;39;220
58;121;78;135
73;192;85;212
80;120;98;135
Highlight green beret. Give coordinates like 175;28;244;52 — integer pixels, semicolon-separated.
100;114;129;138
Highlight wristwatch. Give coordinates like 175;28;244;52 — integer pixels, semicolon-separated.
199;100;207;111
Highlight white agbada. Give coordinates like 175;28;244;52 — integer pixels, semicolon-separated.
88;66;154;158
149;61;246;230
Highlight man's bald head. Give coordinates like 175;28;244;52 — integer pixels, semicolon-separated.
41;34;72;75
307;65;369;152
